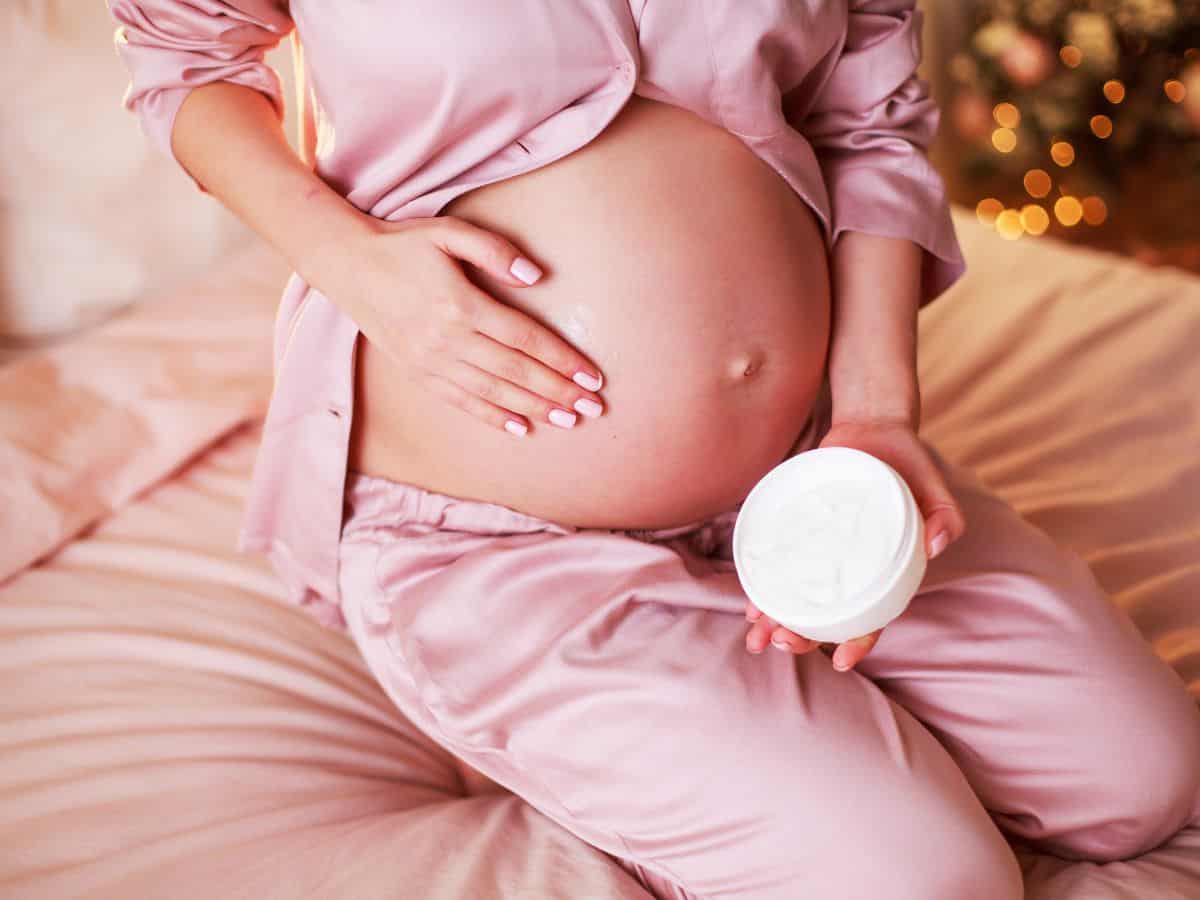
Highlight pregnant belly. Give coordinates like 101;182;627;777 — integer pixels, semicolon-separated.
348;93;832;530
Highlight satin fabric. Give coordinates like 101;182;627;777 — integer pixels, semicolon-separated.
108;0;967;615
336;420;1200;900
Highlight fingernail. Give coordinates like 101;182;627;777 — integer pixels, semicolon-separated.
504;419;528;437
573;371;602;391
574;397;603;418
549;408;577;428
510;257;542;285
748;642;764;655
832;649;851;671
772;639;791;652
930;530;949;560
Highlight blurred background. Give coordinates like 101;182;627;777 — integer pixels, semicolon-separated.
0;1;1197;349
924;0;1200;271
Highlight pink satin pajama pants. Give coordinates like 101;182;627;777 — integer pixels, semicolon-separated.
336;440;1200;900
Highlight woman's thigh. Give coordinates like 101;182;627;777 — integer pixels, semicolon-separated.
338;521;1022;900
847;443;1200;862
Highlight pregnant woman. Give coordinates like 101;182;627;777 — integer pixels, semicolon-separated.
110;2;1200;897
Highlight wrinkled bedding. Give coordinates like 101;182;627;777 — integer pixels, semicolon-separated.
1;208;1198;898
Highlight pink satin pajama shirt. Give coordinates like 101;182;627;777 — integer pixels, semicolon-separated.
108;0;966;619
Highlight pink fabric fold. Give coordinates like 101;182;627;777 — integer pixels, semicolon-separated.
0;242;289;583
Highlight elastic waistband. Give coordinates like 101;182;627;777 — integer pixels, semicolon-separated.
341;470;740;543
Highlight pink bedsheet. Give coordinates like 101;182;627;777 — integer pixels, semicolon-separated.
1;208;1198;898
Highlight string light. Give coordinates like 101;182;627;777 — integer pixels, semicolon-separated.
1082;196;1108;226
976;198;1004;225
1103;80;1126;103
1020;204;1050;236
1050;141;1076;166
1024;169;1053;198
1054;196;1084;227
1090;115;1114;139
996;209;1025;240
1164;80;1186;102
992;127;1018;153
993;102;1021;128
1060;45;1083;68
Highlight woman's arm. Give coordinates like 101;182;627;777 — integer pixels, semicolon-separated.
110;0;375;304
827;231;921;429
168;82;376;298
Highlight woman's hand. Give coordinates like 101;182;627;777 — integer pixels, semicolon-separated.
744;417;966;671
310;213;606;436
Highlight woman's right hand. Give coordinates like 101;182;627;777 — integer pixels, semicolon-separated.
309;213;606;436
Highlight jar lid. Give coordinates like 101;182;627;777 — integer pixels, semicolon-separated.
732;446;924;640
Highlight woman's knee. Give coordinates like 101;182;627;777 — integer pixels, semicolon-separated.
1046;715;1200;862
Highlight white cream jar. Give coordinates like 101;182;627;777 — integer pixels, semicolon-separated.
732;447;926;644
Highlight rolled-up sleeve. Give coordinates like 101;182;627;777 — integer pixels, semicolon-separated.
108;0;294;192
792;1;965;308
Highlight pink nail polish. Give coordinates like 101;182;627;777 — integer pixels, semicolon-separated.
574;397;603;418
504;420;527;437
509;257;542;285
549;408;577;428
573;371;602;391
930;531;949;559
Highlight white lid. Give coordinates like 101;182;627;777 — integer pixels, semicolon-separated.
732;447;925;643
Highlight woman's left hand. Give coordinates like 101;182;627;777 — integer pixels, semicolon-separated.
744;417;966;671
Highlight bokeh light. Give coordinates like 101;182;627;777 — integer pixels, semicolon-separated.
993;102;1021;128
1060;45;1083;68
1023;168;1053;198
1054;196;1084;227
976;198;1004;225
1020;204;1050;236
1164;80;1186;103
992;127;1018;153
1103;80;1126;103
1082;196;1108;226
1050;141;1076;166
996;209;1024;240
1090;115;1113;139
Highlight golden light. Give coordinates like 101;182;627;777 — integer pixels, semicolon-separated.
1164;80;1186;103
993;102;1021;128
1054;196;1084;227
992;127;1018;153
1020;204;1050;236
1024;168;1053;198
1050;141;1076;167
1060;45;1083;68
1082;196;1108;226
996;209;1024;240
976;198;1004;225
1103;80;1126;103
1090;115;1113;139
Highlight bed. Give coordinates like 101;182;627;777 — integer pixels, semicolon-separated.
2;207;1198;899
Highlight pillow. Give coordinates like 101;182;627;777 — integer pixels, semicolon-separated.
0;240;290;583
0;2;299;338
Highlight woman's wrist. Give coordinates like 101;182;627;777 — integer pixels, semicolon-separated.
829;363;920;428
291;189;382;292
826;231;923;429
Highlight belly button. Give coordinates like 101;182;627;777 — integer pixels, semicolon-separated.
728;349;767;381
